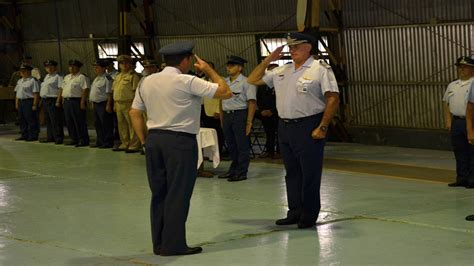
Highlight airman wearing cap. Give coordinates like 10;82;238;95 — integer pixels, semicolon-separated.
58;59;90;147
21;55;41;80
89;59;114;148
40;60;64;144
129;40;232;256
112;54;142;153
444;56;474;188
218;55;257;182
14;63;41;141
248;32;340;229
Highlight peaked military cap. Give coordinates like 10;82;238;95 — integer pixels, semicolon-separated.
92;59;110;68
117;55;134;63
43;60;58;66
19;63;33;71
286;32;316;46
142;59;158;67
159;41;194;56
455;56;474;67
226;55;248;65
68;59;83;68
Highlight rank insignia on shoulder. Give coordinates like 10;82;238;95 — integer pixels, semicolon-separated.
319;60;331;69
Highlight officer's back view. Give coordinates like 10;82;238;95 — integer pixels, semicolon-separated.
129;41;232;256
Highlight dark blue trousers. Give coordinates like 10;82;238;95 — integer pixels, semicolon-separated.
451;117;474;184
63;98;89;144
42;98;64;142
223;109;250;177
18;98;39;140
278;113;325;222
93;101;114;147
145;129;198;253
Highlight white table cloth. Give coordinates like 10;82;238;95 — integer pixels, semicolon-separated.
197;127;220;169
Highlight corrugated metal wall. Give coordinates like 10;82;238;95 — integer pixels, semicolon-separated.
344;0;474;28
157;34;259;76
345;23;473;129
23;40;96;78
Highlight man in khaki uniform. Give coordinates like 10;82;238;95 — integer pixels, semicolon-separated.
112;55;142;153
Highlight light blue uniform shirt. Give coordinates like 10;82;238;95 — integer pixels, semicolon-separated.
443;78;474;116
132;67;218;134
40;73;63;98
14;77;40;99
107;69;119;80
262;57;339;119
89;74;112;103
61;73;90;98
222;74;257;111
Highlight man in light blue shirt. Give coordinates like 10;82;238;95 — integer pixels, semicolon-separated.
443;56;474;188
130;41;232;256
90;59;114;148
248;32;340;229
58;59;90;147
218;55;257;182
40;60;64;144
14;63;40;141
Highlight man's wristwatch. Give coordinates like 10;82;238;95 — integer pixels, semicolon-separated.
319;125;328;132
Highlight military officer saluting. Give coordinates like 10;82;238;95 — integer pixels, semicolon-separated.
58;59;90;147
40;60;64;144
112;55;142;153
218;55;257;182
443;56;474;188
248;32;340;229
129;41;232;256
14;63;40;141
90;59;114;148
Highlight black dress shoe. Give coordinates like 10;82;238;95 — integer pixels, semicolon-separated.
298;220;316;229
227;175;247;182
466;215;474;221
99;145;113;149
275;217;299;226
55;140;63;145
160;246;203;256
26;138;38;142
465;183;474;189
75;142;89;147
448;181;467;187
39;139;55;143
65;141;78;146
14;137;26;141
125;149;140;153
218;172;233;179
112;147;126;152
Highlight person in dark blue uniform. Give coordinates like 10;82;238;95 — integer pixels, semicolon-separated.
248;32;340;229
463;56;474;220
14;63;40;141
443;56;474;188
130;41;232;256
218;55;257;182
40;60;64;144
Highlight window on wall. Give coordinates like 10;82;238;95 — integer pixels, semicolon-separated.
96;42;145;73
258;35;329;66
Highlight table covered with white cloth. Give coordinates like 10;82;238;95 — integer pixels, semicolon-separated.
196;127;220;169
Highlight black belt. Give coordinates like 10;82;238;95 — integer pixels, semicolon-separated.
63;97;81;100
18;98;33;102
280;114;321;124
148;128;196;138
453;115;466;120
223;109;246;114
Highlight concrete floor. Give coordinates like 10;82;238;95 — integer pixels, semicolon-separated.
0;129;473;265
